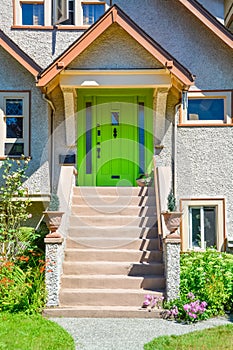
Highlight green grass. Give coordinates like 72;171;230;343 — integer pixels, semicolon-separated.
0;313;75;350
144;324;233;350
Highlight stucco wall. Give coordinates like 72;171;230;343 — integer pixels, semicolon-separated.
176;126;233;238
1;0;231;87
68;24;163;70
0;47;50;195
114;0;232;90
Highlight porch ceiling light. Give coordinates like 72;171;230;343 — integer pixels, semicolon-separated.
81;80;99;86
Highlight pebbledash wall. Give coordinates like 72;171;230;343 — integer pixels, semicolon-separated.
0;0;232;235
0;47;50;196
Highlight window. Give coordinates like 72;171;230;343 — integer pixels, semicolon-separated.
0;92;30;157
180;199;225;252
58;1;107;26
82;3;105;25
188;99;224;121
14;0;51;27
189;206;216;249
22;3;44;25
181;91;232;124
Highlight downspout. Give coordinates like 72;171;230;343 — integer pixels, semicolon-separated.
42;94;56;192
174;103;181;199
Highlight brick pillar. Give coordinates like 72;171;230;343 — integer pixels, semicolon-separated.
163;233;181;301
44;237;64;306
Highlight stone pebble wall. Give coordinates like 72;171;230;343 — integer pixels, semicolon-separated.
177;127;233;238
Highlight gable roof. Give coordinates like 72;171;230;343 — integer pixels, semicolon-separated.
37;5;195;88
178;0;233;49
0;30;42;76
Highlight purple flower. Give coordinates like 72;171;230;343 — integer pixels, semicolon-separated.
187;292;195;300
183;304;190;311
143;299;151;307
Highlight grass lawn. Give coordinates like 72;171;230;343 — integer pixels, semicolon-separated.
144;324;233;350
0;313;75;350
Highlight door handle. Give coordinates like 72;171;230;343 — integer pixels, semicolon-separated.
97;147;101;158
113;127;117;139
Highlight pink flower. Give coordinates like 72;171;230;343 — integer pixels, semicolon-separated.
183;304;190;311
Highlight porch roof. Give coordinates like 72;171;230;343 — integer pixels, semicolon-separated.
0;30;42;77
37;5;195;89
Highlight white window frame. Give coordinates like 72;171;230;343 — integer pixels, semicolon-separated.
180;198;226;252
62;0;107;26
189;206;217;250
0;92;30;158
15;0;51;26
181;91;232;125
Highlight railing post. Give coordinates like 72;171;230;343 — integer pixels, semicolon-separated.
163;233;181;301
44;237;64;306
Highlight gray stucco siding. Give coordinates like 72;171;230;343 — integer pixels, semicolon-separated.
114;0;233;90
1;1;231;89
0;47;50;195
176;126;233;237
68;24;163;70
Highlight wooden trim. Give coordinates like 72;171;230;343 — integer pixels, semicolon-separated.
55;25;89;30
13;0;17;26
189;89;233;93
180;197;226;251
154;158;162;251
20;1;44;4
0;30;41;76
178;123;233;127
37;5;194;87
11;25;54;29
81;1;106;4
28;90;31;156
178;0;233;49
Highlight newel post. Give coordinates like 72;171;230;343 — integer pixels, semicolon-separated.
44;237;64;306
163;233;181;301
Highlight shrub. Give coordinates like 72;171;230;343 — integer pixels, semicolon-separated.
180;249;233;315
0;157;32;260
164;249;233;322
0;252;46;314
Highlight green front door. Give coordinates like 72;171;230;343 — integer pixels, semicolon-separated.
77;89;153;186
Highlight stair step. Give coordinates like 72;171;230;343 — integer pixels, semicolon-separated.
68;226;158;239
59;288;164;307
69;215;157;227
73;186;156;197
43;306;163;318
64;248;162;262
72;195;156;206
61;275;165;290
71;205;156;216
62;261;164;275
66;237;159;250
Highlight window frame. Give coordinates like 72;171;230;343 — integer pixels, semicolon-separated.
13;0;107;27
180;198;226;252
181;90;232;125
0;92;30;159
189;206;217;250
14;0;51;27
82;2;106;25
21;2;45;26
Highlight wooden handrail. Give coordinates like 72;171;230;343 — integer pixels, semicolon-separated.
153;157;163;250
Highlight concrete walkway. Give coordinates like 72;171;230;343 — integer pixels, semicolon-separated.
51;316;232;350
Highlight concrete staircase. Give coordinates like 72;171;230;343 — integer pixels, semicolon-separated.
45;186;165;318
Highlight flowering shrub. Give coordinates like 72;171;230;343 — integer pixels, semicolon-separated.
0;251;46;313
164;293;208;323
0;158;32;260
142;294;164;311
0;158;46;313
180;250;233;316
